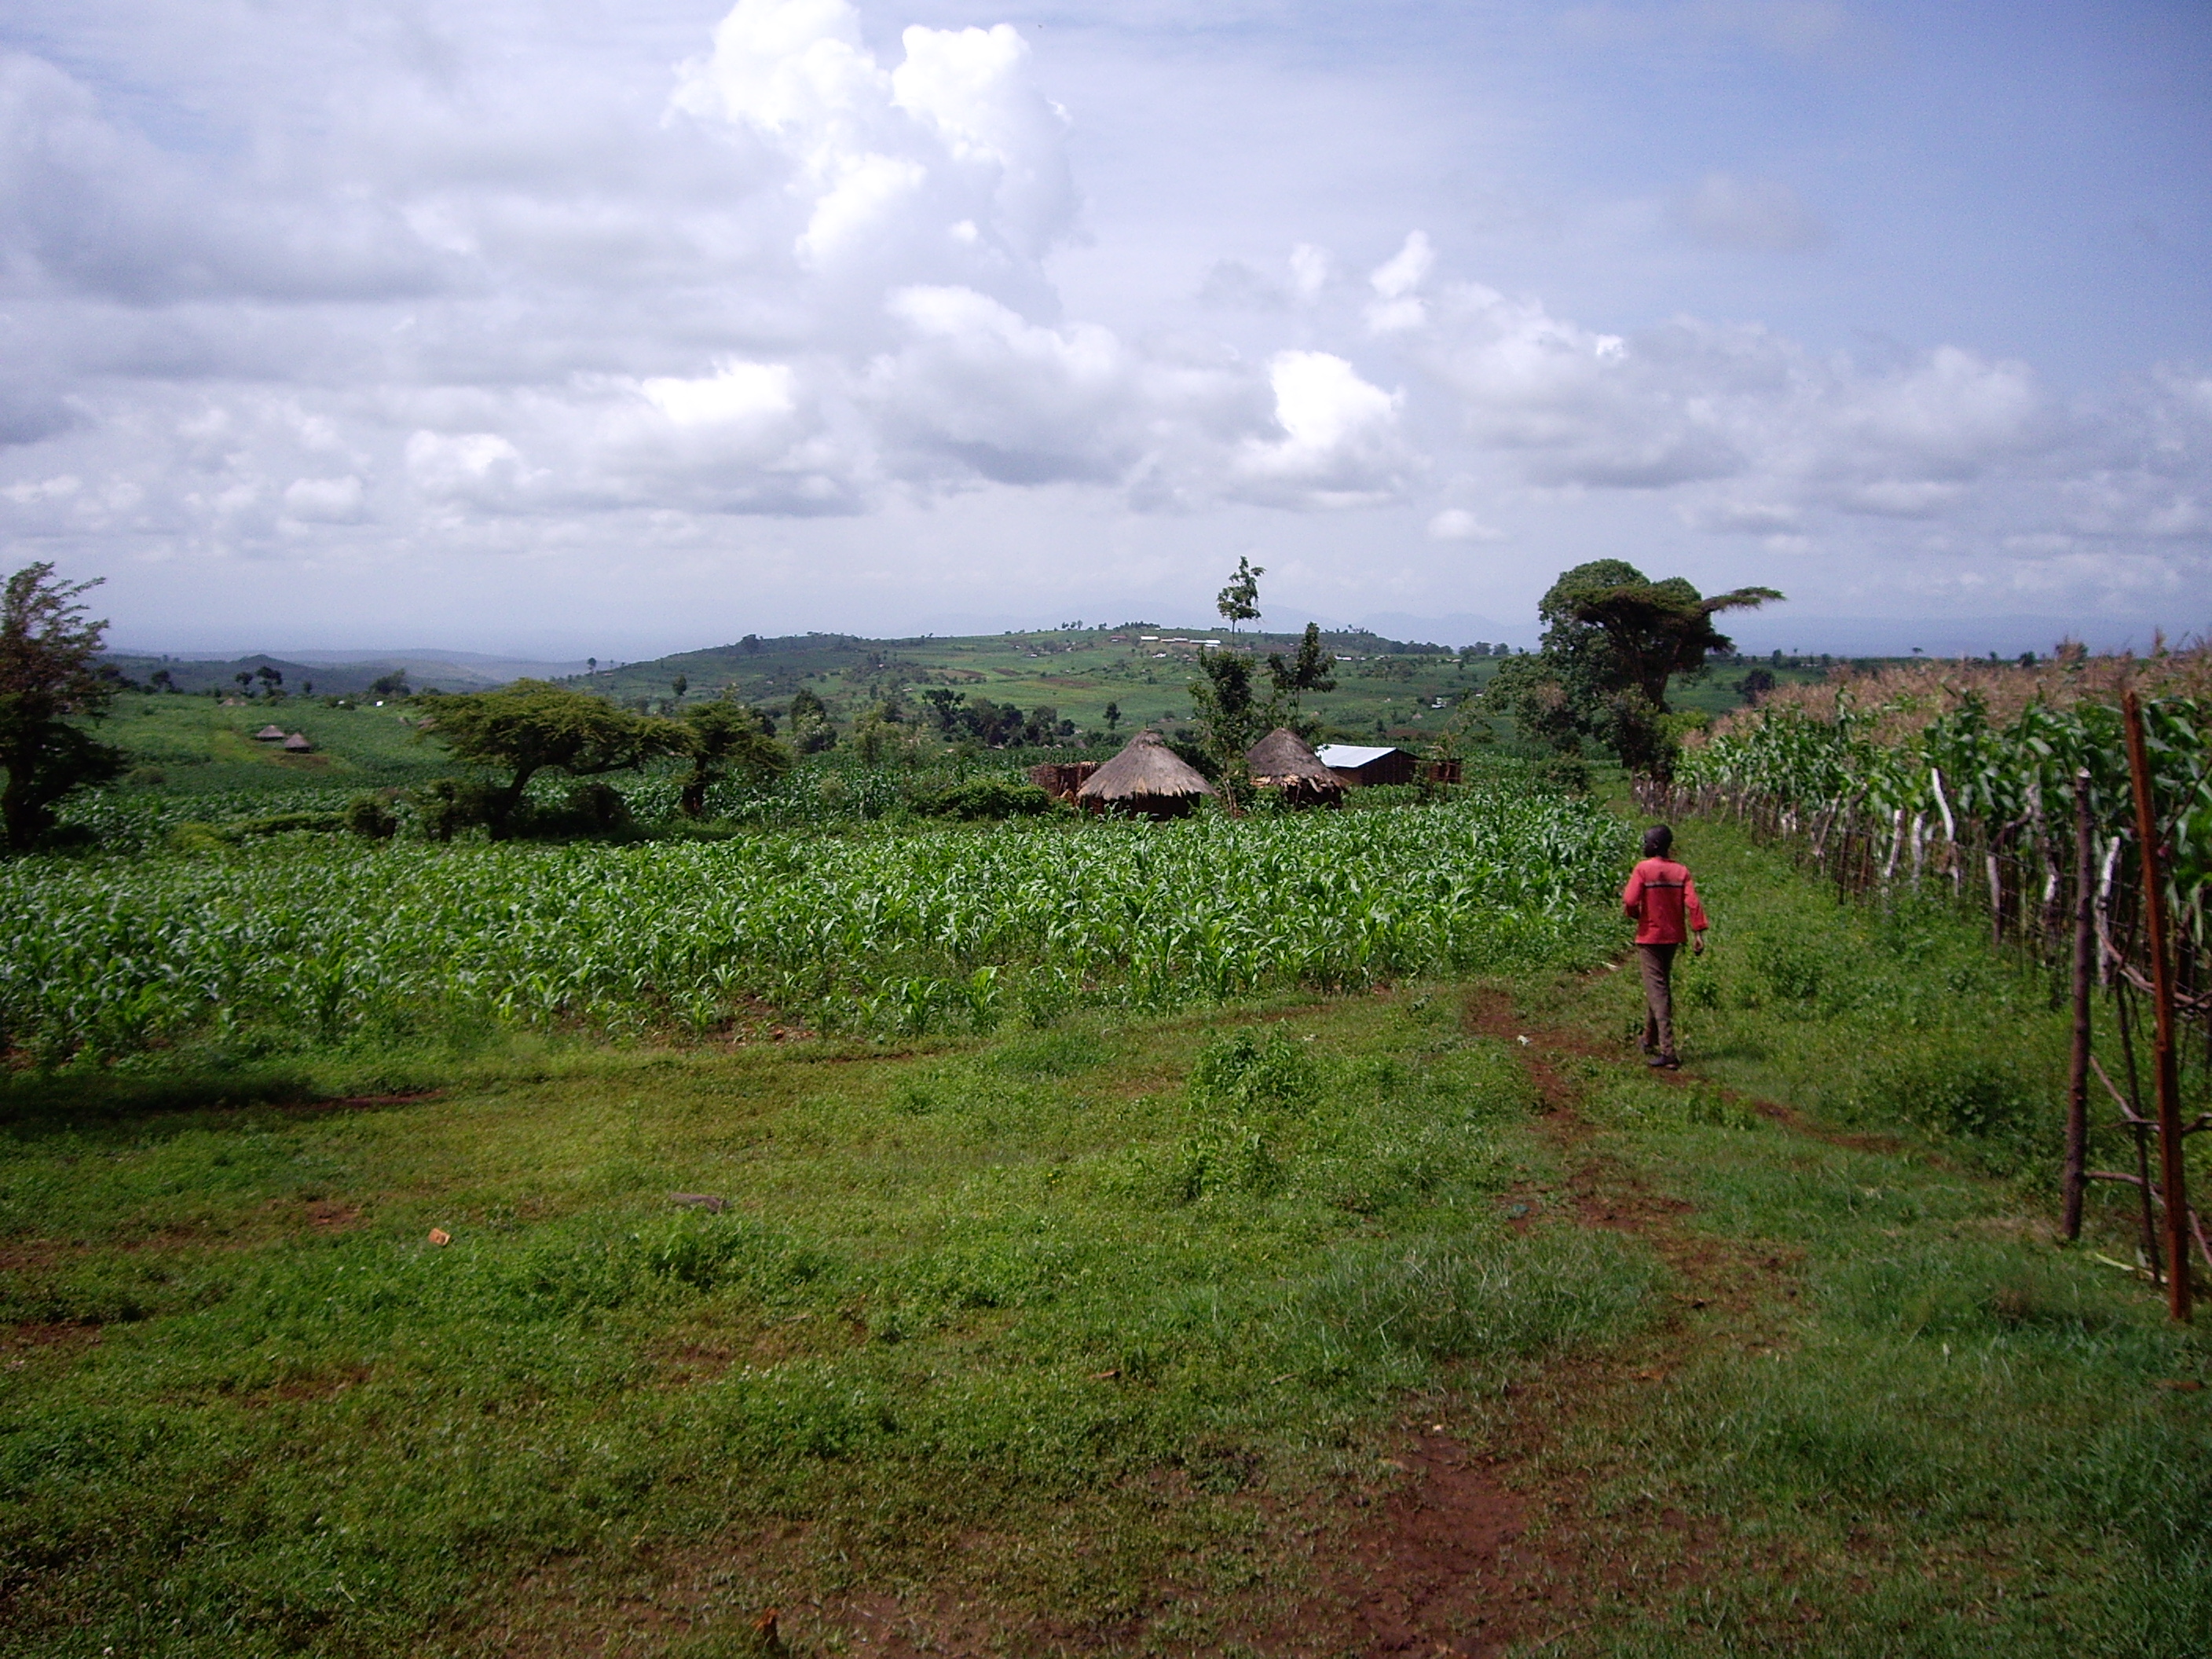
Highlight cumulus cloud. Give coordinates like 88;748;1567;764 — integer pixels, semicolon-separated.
405;431;540;510
1233;351;1409;506
1427;507;1503;541
669;0;1075;302
1365;231;1435;332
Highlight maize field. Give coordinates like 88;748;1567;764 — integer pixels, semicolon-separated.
5;787;1627;1064
1673;683;2212;957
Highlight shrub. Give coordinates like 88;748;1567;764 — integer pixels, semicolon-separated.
344;796;398;840
914;778;1053;820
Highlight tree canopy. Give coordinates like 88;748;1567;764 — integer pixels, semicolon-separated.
1265;622;1337;736
677;698;789;816
420;679;682;837
1188;648;1262;801
0;562;125;851
1494;560;1782;774
1215;556;1263;632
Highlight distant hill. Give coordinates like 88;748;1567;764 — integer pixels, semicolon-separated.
101;650;584;697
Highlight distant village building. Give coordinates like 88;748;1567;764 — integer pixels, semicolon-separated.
1076;731;1215;819
1316;744;1419;788
1245;728;1343;807
281;733;314;753
254;724;286;741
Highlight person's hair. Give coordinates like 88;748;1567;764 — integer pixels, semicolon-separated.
1642;824;1674;858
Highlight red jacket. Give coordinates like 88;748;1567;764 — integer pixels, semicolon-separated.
1623;858;1707;946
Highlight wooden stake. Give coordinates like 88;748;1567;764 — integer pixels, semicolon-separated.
2063;772;2093;1242
2122;690;2192;1322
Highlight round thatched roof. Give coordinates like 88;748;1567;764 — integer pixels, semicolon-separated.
1246;727;1339;789
1076;731;1216;802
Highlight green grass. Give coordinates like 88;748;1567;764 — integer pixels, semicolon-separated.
2;804;2206;1656
0;998;1657;1656
97;695;450;793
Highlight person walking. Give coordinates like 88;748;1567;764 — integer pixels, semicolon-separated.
1622;824;1706;1068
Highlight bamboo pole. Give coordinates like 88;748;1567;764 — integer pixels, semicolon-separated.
2122;690;2192;1322
2064;772;2093;1241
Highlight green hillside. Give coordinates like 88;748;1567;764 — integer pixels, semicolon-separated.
573;624;1844;747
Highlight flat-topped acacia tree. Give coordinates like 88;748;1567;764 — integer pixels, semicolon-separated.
419;679;683;838
1496;560;1782;775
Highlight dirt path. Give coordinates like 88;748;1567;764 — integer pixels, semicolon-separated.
1251;985;1800;1658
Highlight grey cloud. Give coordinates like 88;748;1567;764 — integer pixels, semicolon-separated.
0;54;446;305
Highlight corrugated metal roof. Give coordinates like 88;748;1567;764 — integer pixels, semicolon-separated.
1316;744;1404;768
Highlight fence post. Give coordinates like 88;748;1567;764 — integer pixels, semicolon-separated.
2062;771;2092;1242
2122;690;2191;1322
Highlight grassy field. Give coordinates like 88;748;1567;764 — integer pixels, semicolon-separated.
3;791;2205;1657
94;696;454;795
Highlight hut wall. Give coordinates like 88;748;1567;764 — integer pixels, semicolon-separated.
1028;761;1101;801
1331;752;1418;787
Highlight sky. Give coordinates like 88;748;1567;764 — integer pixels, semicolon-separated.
2;0;2208;657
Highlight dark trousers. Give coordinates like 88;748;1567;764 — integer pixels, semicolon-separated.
1637;943;1679;1058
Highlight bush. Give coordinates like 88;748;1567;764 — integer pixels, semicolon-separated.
344;796;398;840
914;778;1054;820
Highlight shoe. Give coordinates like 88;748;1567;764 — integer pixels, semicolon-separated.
1646;1053;1668;1068
1657;1054;1681;1070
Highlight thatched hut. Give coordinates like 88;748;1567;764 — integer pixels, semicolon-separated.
1075;731;1215;819
281;732;314;753
1245;727;1342;807
253;724;286;741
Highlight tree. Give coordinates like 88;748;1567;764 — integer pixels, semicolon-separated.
0;563;126;850
677;698;789;816
920;687;965;734
1265;621;1336;734
371;671;408;698
1492;560;1781;775
1188;648;1262;804
419;679;682;837
786;686;837;753
1215;557;1263;633
671;673;688;702
234;671;254;697
1103;700;1120;734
